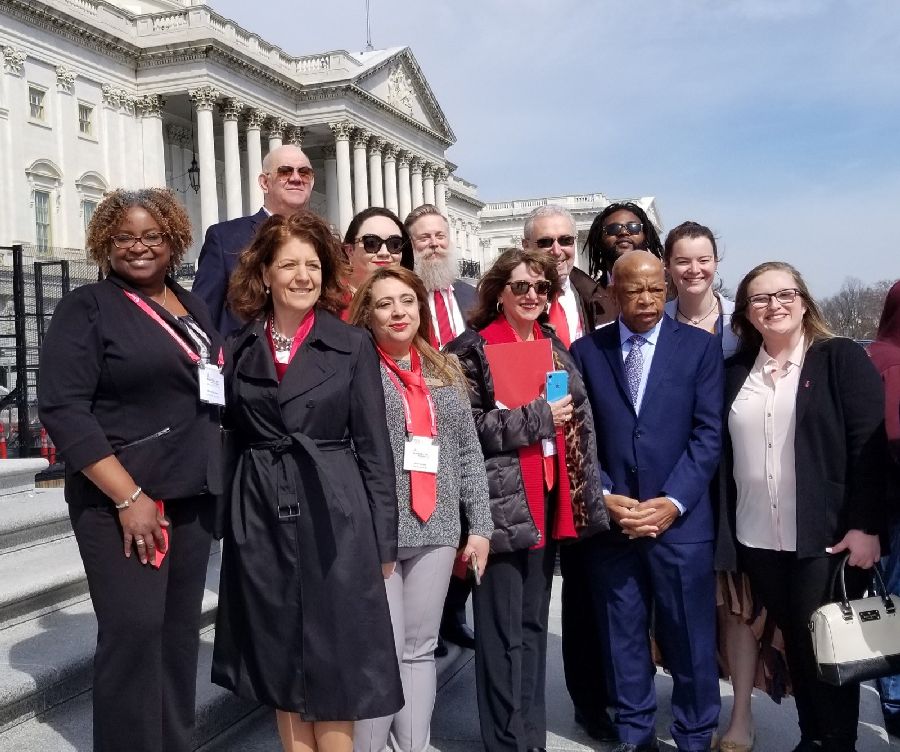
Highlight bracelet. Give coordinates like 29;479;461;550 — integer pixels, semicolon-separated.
114;487;142;510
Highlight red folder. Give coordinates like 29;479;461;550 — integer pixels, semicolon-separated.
483;339;553;408
151;500;169;569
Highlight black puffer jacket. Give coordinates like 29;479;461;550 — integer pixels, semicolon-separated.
446;326;609;553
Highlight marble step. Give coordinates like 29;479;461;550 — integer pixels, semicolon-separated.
0;489;70;555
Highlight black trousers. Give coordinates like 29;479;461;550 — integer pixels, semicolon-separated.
559;540;610;720
473;544;556;752
740;546;866;752
70;495;213;752
441;573;473;631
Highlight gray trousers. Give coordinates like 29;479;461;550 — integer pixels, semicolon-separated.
354;545;456;752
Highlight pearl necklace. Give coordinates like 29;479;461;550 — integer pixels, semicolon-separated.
676;296;718;326
269;315;293;351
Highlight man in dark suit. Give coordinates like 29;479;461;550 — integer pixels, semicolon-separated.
571;252;724;752
192;144;315;336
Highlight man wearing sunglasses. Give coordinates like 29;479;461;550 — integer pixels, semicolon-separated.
193;144;316;336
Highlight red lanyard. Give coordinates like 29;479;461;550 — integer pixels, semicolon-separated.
378;347;438;437
123;290;223;367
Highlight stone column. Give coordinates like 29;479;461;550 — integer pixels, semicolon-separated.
267;116;286;152
166;125;190;194
410;157;424;209
323;144;339;228
352;128;370;212
137;94;166;189
368;137;384;208
397;151;412;220
435;168;449;216
383;144;398;216
189;86;221;236
220;98;243;220
423;163;436;206
330;121;354;234
245;109;265;211
288;126;305;148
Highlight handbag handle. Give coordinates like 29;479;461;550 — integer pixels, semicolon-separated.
828;552;895;620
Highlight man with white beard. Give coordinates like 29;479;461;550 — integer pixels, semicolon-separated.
404;204;478;654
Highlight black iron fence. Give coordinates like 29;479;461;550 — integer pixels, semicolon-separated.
459;258;481;280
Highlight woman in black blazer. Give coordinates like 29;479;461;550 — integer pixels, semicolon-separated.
717;261;886;752
38;188;223;752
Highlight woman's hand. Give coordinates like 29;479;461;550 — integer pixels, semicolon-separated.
382;561;397;579
548;394;574;426
461;534;490;578
827;529;881;569
118;495;168;565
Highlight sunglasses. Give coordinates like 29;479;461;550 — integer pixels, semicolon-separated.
356;234;406;255
534;235;576;249
273;165;315;181
506;280;552;296
747;288;803;309
602;221;643;236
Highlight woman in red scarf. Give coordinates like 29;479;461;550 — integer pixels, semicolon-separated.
445;248;609;752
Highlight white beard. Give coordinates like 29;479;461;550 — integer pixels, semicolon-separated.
415;248;458;292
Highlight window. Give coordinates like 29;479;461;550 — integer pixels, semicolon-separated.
78;104;93;136
82;200;97;238
34;190;51;252
29;87;45;121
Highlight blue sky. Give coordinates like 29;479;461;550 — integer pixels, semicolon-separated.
210;0;900;296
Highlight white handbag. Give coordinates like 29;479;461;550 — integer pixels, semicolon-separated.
809;555;900;686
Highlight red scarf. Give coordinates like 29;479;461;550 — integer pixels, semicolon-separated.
479;315;577;546
267;309;315;381
377;346;438;522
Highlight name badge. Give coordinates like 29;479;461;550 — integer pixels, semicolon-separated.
198;363;226;405
403;435;439;474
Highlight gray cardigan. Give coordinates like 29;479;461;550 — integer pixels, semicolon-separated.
380;356;494;548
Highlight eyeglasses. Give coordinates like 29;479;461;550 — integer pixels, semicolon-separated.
272;165;315;182
602;221;643;236
534;235;576;249
111;231;166;249
356;234;406;255
747;288;803;309
506;280;552;296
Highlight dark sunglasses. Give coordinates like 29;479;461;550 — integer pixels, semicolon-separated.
273;165;315;181
506;280;552;296
534;235;576;249
356;234;406;255
602;221;643;236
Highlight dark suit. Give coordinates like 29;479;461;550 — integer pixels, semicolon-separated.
571;315;723;751
452;277;477;317
192;209;268;337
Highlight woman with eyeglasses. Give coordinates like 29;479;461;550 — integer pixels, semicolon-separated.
38;188;222;752
444;248;609;752
719;262;886;752
343;207;415;296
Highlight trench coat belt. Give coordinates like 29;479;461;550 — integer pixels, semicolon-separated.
249;434;352;520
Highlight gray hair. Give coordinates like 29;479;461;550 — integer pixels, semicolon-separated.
523;204;576;239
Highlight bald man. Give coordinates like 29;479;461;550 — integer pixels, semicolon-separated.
570;253;724;752
192;145;316;336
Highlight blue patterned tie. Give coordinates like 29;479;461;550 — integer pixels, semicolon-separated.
624;334;646;406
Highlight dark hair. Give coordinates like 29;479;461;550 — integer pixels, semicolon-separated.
343;206;414;271
347;266;463;387
228;210;347;321
468;248;561;331
584;202;663;286
86;188;192;274
731;261;833;352
663;221;719;264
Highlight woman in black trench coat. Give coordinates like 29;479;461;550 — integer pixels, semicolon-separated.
211;211;403;752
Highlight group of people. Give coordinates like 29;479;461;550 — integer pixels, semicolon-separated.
36;144;897;752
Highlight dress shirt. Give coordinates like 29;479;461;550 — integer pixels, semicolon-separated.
728;337;805;551
557;276;583;344
428;286;465;347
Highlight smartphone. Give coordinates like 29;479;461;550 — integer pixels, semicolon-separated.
545;370;569;402
470;553;481;587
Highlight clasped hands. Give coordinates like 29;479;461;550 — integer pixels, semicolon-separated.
605;494;679;539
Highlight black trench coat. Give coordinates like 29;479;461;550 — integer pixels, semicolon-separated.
211;310;403;721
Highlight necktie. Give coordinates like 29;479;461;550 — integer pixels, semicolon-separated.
433;289;454;348
548;298;571;348
624;334;646;406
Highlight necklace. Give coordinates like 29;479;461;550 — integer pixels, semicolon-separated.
677;296;718;326
269;315;293;351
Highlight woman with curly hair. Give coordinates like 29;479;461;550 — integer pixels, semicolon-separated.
212;210;402;752
38;188;223;751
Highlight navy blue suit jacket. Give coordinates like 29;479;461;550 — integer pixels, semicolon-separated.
192;209;268;337
571;314;724;544
452;278;477;322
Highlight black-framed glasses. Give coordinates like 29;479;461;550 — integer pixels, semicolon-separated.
534;235;576;249
602;221;643;236
356;234;406;255
506;280;552;296
111;231;166;249
747;288;803;309
272;165;315;182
